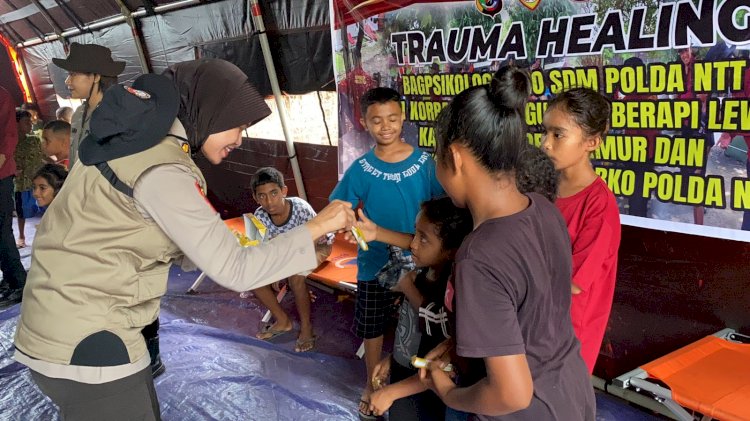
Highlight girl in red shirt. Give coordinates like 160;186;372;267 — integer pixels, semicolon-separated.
541;88;622;373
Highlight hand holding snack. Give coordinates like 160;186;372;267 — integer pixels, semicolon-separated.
420;359;457;398
350;225;369;251
371;356;391;390
306;200;355;240
411;355;453;372
356;208;378;242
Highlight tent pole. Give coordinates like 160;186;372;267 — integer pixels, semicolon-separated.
247;0;307;201
28;0;65;41
115;0;151;73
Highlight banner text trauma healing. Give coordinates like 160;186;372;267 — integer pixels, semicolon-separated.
390;0;749;66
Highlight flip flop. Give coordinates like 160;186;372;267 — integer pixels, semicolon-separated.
358;399;382;421
294;335;317;353
256;324;292;341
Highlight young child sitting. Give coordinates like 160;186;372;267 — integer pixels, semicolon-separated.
541;87;621;373
41;120;72;169
32;164;68;208
248;167;332;352
329;87;444;419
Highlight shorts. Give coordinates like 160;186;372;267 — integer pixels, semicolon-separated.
15;190;40;218
353;279;400;339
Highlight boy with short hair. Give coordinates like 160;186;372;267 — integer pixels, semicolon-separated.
329;87;444;418
249;167;332;352
55;106;74;124
42;120;71;169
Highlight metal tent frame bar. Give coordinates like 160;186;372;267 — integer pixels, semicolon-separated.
16;0;201;47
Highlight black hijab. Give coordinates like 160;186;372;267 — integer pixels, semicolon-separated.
162;59;271;151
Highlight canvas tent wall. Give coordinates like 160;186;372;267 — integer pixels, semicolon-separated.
0;0;337;204
0;0;334;121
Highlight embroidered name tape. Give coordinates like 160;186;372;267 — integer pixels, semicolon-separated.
125;86;152;100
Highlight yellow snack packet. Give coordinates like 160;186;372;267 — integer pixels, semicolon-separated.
351;226;368;251
234;231;260;247
243;213;267;242
410;355;453;372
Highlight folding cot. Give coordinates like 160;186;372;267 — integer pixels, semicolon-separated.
612;328;750;421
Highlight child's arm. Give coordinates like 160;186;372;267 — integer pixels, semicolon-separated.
369;374;429;416
356;209;413;249
421;355;532;416
392;271;423;310
423;258;532;416
569;194;619;294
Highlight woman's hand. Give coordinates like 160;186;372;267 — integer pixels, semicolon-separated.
305;200;355;240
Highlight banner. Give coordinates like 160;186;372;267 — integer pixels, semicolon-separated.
331;0;750;241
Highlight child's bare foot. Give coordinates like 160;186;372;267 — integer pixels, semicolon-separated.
359;385;376;419
16;238;26;248
256;319;293;340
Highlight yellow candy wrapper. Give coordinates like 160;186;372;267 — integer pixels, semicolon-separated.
410;355;453;372
351;226;368;251
243;213;267;242
234;231;260;247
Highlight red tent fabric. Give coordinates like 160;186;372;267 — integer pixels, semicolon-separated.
333;0;457;27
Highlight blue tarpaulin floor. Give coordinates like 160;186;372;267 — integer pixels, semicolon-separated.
0;220;665;420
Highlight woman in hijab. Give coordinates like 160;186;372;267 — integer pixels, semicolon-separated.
13;59;355;420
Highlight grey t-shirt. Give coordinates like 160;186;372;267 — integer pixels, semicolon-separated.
454;193;595;421
393;300;421;368
68;104;88;167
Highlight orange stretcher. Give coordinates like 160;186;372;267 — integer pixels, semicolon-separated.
613;329;750;421
306;232;358;293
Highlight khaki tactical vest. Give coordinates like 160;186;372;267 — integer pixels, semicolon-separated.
15;135;205;366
